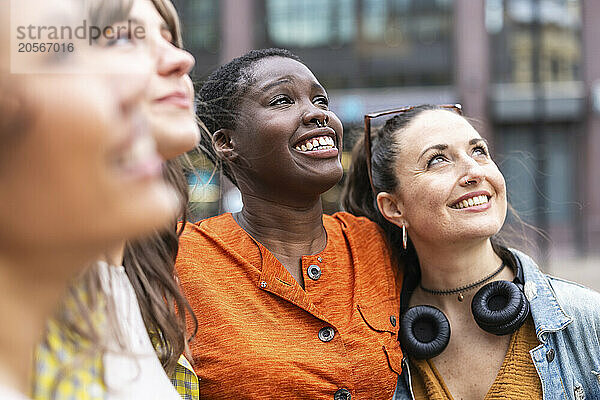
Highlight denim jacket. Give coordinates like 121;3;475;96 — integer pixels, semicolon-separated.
394;249;600;400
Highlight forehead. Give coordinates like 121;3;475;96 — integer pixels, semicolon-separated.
249;57;320;90
13;0;82;24
399;109;481;150
130;0;165;26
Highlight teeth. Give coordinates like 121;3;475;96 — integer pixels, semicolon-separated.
452;195;490;209
294;136;337;152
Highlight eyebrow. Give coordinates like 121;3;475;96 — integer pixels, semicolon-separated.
260;77;326;94
417;138;489;162
126;18;144;26
470;138;488;146
260;77;293;92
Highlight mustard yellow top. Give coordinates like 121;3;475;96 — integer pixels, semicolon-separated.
411;317;543;400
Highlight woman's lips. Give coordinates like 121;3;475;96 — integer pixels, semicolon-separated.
154;91;192;109
112;133;164;181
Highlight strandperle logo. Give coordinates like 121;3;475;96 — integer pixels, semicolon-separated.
16;20;146;46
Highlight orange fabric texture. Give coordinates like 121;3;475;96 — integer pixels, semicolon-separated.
411;317;543;399
175;212;403;399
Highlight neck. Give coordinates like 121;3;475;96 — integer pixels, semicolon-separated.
100;242;125;266
413;238;505;298
235;192;327;258
0;246;102;394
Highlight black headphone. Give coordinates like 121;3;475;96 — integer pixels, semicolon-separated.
398;253;530;360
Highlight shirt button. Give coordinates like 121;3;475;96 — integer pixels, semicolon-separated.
334;388;351;400
260;281;267;288
546;348;555;362
390;315;397;327
307;264;322;280
318;326;335;342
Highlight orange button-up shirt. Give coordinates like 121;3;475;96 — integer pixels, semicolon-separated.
176;212;403;399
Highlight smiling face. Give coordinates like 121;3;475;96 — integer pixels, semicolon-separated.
131;0;199;160
226;56;344;204
0;0;180;257
383;109;507;247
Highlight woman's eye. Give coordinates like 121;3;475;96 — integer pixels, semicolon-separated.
161;29;174;44
473;146;488;157
427;153;447;167
104;29;134;47
314;96;329;108
269;96;292;106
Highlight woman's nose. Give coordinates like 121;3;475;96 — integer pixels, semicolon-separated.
458;156;485;186
302;106;329;127
156;42;195;77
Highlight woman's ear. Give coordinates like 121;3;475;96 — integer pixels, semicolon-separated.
376;192;407;228
212;128;237;162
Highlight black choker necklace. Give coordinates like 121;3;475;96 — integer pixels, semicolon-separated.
419;261;506;302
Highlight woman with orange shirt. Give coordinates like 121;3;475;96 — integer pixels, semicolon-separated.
175;48;403;399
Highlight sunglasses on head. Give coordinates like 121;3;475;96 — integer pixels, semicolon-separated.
363;104;463;192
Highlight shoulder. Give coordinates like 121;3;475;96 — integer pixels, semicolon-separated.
177;214;236;257
176;213;261;277
179;213;234;240
327;211;386;236
546;275;600;321
327;212;391;255
328;212;400;285
514;250;600;328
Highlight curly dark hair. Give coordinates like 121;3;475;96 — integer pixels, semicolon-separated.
197;48;301;186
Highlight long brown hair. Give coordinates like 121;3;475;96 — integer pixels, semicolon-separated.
122;0;198;375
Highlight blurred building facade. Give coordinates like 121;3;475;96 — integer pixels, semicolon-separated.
173;0;600;261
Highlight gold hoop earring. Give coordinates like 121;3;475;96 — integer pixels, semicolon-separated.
402;224;407;250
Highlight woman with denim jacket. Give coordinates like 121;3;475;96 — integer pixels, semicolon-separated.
343;104;600;400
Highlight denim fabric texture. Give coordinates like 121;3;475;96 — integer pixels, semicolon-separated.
393;249;600;400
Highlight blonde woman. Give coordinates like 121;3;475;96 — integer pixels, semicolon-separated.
30;0;203;399
0;0;178;398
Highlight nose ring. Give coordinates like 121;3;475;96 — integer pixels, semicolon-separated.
316;117;328;128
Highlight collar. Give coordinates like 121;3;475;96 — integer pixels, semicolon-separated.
510;249;573;343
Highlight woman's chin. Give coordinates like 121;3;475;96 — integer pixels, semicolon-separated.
116;183;181;240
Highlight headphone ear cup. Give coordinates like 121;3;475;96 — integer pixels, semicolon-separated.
399;305;451;360
471;280;530;336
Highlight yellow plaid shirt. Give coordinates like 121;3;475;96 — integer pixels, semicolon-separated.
32;318;199;400
31;266;199;400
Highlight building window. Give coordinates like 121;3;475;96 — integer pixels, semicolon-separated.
488;0;582;84
178;0;220;54
266;0;355;48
